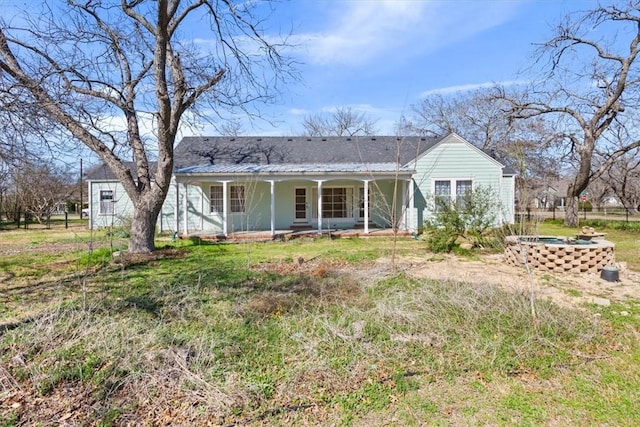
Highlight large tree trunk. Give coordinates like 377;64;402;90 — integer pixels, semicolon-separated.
565;146;593;227
127;185;167;253
129;208;159;253
565;194;579;227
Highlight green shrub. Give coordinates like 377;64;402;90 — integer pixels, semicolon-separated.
424;186;498;252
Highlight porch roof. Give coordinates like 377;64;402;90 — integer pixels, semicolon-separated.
175;162;413;176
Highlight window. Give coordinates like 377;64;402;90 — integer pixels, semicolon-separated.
99;190;115;214
230;185;245;213
323;187;348;218
312;187;353;219
434;179;473;211
456;180;472;209
210;185;223;214
434;180;451;211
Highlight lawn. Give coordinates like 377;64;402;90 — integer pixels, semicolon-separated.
1;225;639;425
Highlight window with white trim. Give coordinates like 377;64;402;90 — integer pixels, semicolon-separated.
434;180;451;211
99;190;115;214
434;179;473;211
456;180;473;209
210;185;223;214
312;187;353;219
230;185;245;213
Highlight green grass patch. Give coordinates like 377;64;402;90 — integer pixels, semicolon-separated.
1;231;640;425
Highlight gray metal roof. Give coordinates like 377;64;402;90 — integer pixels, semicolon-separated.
173;135;442;169
176;162;413;175
86;134;515;180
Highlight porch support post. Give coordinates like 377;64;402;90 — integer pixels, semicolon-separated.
200;184;204;230
317;180;323;234
175;179;179;234
87;181;93;230
401;180;407;231
408;179;415;232
183;182;188;235
222;181;229;237
363;179;370;234
269;180;275;237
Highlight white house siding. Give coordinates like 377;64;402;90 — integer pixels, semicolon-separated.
159;179;178;234
90;179;179;233
411;134;507;229
500;175;516;224
87;180;134;229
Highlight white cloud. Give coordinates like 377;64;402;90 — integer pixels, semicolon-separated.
293;1;523;67
420;80;528;97
288;108;310;116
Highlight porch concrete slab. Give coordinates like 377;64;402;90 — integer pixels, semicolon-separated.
185;227;411;242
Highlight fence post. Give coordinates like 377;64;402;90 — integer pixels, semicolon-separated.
65;212;68;229
24;212;28;229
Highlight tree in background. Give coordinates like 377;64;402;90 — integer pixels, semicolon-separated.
11;161;75;224
603;150;640;215
409;88;559;211
0;0;293;252
302;106;378;137
499;3;640;227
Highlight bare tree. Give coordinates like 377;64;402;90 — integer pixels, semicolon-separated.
218;118;244;137
410;88;560;211
12;160;75;224
0;0;292;252
584;174;612;211
603;150;640;214
302;106;378;137
499;3;640;227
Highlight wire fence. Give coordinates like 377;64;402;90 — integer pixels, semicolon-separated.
0;212;87;230
516;207;640;223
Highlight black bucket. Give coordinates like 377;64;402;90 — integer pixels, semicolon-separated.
600;266;619;282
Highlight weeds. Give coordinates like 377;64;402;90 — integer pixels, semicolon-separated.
1;234;640;425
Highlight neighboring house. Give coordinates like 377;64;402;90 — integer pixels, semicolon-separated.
530;180;568;210
85;133;516;236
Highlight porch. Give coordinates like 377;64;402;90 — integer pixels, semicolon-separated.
185;226;412;242
171;165;418;239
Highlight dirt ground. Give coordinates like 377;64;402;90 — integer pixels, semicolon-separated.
374;253;640;309
2;242;639;425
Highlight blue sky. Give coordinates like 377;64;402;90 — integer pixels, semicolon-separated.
1;0;601;143
226;0;599;136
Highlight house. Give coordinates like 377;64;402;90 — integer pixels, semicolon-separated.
85;133;516;236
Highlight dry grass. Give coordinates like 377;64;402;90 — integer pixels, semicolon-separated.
1;229;639;425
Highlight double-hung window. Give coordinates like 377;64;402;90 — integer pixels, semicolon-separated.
99;190;115;215
210;184;246;214
456;180;473;209
210;185;223;214
312;187;353;219
434;179;473;211
230;185;245;213
434;181;451;211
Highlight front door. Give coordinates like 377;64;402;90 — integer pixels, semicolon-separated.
294;188;308;223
